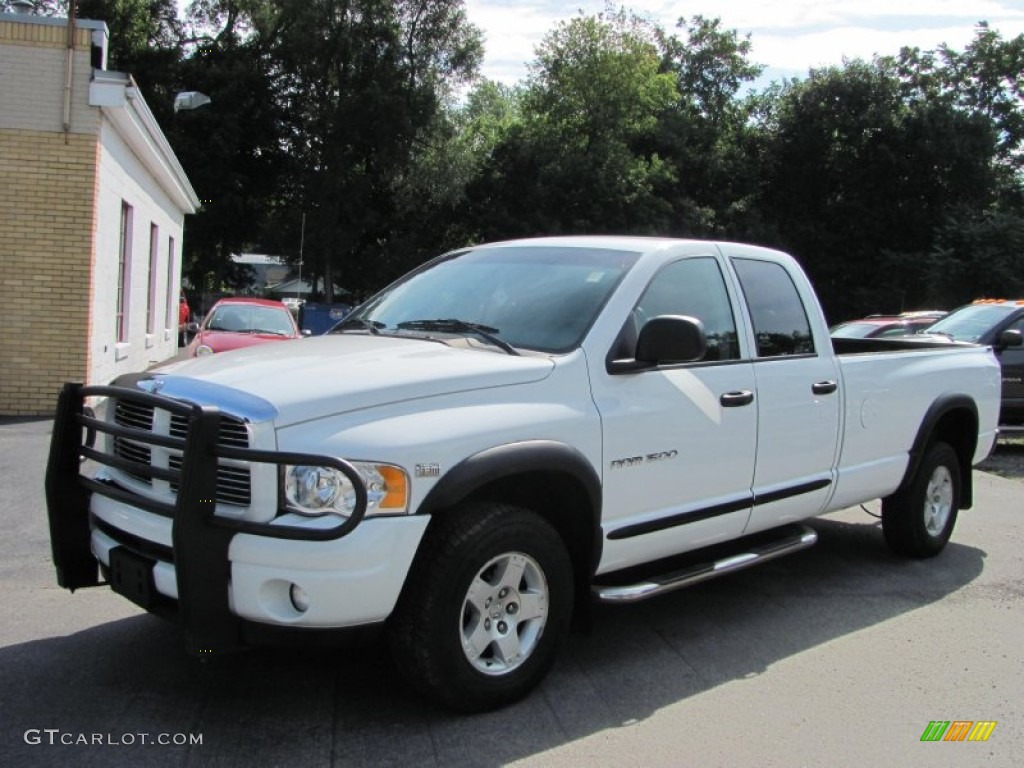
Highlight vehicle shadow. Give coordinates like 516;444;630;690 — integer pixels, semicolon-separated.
978;435;1024;480
1;516;984;767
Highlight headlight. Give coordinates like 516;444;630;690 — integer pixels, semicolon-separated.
195;344;214;357
283;462;408;517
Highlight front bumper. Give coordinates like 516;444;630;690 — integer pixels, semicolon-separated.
45;382;415;655
88;494;428;628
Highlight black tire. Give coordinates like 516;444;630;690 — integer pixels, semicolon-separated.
882;441;960;558
388;502;573;712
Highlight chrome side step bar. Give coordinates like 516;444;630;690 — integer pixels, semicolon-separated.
593;524;818;603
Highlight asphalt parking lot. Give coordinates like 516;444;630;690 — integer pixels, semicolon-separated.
1;418;1021;767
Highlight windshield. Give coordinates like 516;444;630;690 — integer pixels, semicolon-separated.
924;305;1015;342
338;245;641;352
206;304;296;336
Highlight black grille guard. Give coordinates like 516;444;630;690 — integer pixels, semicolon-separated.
45;382;368;656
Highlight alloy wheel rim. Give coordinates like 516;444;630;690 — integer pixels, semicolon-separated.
459;552;549;676
923;465;953;537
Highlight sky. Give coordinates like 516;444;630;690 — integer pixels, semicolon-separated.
464;0;1024;89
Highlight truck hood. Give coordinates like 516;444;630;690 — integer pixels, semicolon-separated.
147;334;555;427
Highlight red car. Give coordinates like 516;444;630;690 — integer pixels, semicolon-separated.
187;297;305;357
830;311;946;339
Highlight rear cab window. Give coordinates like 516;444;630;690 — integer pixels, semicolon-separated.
731;258;815;358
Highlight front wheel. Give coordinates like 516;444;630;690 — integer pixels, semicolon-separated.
388;502;573;712
882;441;960;558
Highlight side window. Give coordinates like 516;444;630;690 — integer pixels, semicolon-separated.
732;258;815;358
633;257;740;361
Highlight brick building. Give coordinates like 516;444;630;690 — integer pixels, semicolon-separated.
0;9;198;415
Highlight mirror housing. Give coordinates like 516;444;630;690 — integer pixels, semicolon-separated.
186;321;200;333
996;328;1022;350
608;315;707;373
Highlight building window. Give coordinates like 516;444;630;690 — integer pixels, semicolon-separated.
165;236;176;330
116;202;133;343
147;223;159;335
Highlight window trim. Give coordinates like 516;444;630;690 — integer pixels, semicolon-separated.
146;222;159;336
165;236;176;338
116;202;134;344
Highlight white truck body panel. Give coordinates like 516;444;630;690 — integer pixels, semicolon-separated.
827;347;1000;510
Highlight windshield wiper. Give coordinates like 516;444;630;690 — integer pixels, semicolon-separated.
331;317;383;335
395;319;520;356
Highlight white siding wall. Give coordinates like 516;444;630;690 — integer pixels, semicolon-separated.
90;120;186;385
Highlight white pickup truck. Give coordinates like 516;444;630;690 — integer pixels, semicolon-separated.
46;237;1001;711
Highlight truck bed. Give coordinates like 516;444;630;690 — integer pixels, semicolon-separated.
831;336;973;354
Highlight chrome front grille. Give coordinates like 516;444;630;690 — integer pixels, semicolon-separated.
113;400;155;484
111;398;253;509
115;399;154;430
169;413;250;447
112;436;152;483
168;456;252;506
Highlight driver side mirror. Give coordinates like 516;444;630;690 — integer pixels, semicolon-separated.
997;329;1023;350
186;321;200;333
608;315;707;374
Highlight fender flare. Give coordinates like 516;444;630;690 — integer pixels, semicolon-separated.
416;440;603;571
897;394;979;509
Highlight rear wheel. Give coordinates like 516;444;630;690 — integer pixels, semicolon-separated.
882;441;960;558
388;502;573;712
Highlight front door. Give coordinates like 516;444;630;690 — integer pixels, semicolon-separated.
592;254;758;574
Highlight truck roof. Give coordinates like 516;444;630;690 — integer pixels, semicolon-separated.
475;236;794;265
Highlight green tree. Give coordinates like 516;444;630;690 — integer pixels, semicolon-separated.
249;0;483;298
892;24;1024;168
759;59;1000;320
466;8;677;238
652;15;766;237
883;25;1024;309
78;0;181;68
925;209;1024;305
168;23;288;308
385;80;523;269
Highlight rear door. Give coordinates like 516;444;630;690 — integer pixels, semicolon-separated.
728;255;842;534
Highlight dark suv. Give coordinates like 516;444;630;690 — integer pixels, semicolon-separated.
922;300;1024;425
